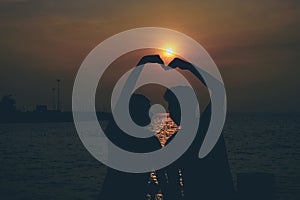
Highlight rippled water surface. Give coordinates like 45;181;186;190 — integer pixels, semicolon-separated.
0;114;299;199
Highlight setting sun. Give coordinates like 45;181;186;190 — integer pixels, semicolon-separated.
165;47;174;57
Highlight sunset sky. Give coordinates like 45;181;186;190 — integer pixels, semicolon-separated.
0;0;299;112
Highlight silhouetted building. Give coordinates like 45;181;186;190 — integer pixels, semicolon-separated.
0;95;17;113
56;79;61;111
52;87;56;110
35;105;48;112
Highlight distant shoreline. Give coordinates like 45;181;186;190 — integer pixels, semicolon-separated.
0;111;112;123
0;111;299;124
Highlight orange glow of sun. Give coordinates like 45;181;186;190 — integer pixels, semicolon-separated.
165;47;174;57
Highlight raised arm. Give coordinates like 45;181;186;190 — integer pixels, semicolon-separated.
168;58;207;87
137;54;164;66
111;54;165;138
114;54;164;110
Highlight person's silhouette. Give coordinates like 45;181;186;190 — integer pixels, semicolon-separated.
99;55;164;200
99;55;235;200
162;57;234;199
99;93;162;200
163;86;235;200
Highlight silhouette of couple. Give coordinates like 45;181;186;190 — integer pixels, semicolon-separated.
99;55;235;200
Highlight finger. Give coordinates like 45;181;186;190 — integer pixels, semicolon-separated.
168;58;192;70
137;54;164;66
167;57;181;69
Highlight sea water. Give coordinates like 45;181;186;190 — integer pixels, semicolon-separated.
0;113;299;199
